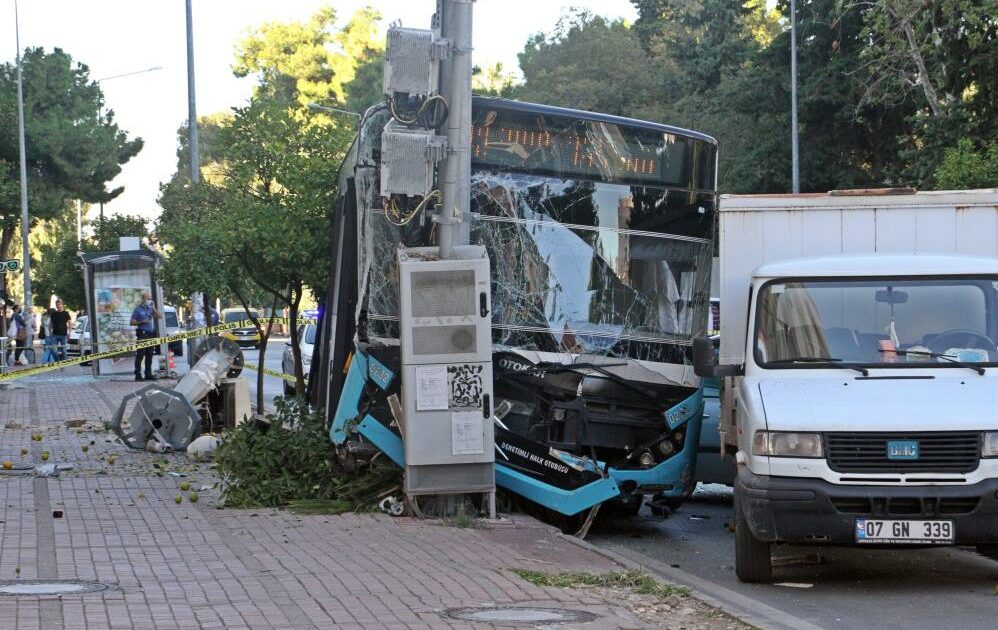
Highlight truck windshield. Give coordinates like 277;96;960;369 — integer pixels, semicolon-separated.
754;276;998;368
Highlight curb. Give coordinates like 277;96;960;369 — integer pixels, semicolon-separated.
558;533;827;630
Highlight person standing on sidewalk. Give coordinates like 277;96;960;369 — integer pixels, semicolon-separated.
130;292;159;381
46;299;72;361
9;305;29;365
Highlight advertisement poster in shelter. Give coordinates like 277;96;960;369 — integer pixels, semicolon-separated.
93;268;152;374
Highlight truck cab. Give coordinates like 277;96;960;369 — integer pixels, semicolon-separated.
695;189;998;582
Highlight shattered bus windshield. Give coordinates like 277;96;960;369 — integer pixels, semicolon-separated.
362;99;717;366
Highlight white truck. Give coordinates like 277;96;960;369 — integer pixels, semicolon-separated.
693;188;998;582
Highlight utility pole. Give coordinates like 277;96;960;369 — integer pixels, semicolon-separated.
436;0;474;257
185;0;200;185
14;0;34;361
185;0;210;324
790;0;800;194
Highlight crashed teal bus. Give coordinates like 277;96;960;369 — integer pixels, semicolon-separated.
312;97;718;529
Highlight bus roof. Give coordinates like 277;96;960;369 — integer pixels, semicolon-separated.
472;96;718;147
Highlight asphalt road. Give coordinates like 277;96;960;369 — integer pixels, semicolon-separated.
587;484;998;630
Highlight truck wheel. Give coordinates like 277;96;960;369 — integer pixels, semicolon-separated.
735;497;772;583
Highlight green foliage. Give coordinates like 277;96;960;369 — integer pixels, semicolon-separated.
32;212;149;311
513;569;690;598
233;5;384;109
514;1;995;193
343;54;385;114
849;0;998;185
935;139;998;189
0;47;142;259
472;62;517;97
159;6;362;402
90;214;149;252
516;12;651;116
215;397;402;511
215;397;338;507
29;214;82;309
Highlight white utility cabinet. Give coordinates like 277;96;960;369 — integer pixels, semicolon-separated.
398;245;495;498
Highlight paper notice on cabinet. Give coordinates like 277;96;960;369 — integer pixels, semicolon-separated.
415;365;448;411
451;411;484;455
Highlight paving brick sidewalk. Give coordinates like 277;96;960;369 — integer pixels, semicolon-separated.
0;373;673;629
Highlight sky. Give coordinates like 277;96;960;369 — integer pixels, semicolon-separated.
1;0;638;222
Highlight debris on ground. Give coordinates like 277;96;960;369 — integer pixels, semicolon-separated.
512;569;749;630
287;499;353;515
378;495;405;516
187;435;220;461
775;582;815;589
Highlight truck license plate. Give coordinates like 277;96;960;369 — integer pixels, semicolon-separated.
855;519;953;544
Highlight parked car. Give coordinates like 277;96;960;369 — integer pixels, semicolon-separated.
281;324;315;395
219;308;261;348
67;315;91;358
163;305;183;356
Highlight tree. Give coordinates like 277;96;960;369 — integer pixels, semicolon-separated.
343;54;384;114
846;0;998;186
472;62;517;97
213;98;349;403
233;5;384;110
632;0;775;94
934;139;998;189
516;12;651;116
160;4;367;405
32;212;150;311
0;48;142;269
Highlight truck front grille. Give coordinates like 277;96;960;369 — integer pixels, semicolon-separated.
830;496;980;516
825;432;980;473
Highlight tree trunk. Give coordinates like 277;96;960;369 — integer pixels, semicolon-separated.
232;287;269;415
901;17;943;117
1;226;14;263
256;294;281;414
289;281;304;397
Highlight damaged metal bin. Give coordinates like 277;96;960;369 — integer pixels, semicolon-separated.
111;337;243;451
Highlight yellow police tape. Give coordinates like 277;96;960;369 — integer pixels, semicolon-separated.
242;362;308;384
0;317;317;383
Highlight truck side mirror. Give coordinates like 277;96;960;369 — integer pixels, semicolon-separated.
692;336;744;378
692;337;718;377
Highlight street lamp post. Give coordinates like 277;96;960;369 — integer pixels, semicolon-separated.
186;0;200;185
14;0;34;361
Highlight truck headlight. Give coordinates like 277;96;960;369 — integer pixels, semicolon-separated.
752;431;823;458
983;432;998;458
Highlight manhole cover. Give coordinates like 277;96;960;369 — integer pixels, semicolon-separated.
0;580;111;596
445;607;598;625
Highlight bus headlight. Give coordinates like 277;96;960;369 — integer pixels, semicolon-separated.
753;431;823;458
983;432;998;458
